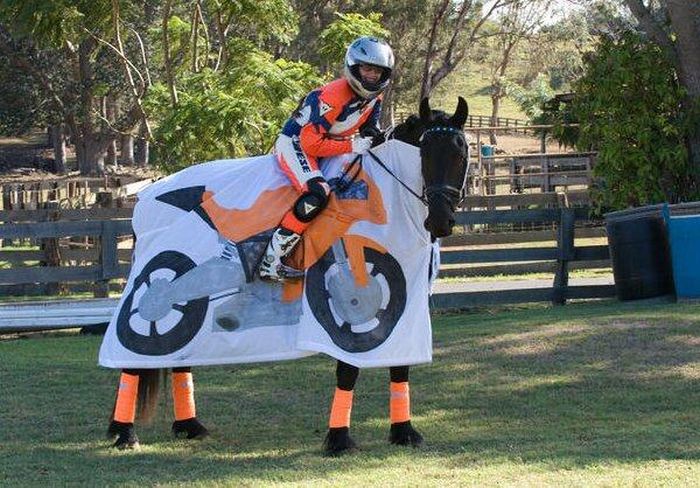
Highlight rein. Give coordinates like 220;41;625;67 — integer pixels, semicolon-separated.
365;149;428;206
374;124;469;209
332;154;363;194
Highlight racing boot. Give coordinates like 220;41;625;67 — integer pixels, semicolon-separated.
258;227;305;282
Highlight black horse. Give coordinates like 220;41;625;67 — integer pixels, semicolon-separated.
107;96;470;454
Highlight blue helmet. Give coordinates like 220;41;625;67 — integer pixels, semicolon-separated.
344;36;394;100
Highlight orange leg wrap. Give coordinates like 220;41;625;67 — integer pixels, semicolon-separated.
329;388;354;428
114;372;139;423
172;372;196;421
390;382;410;424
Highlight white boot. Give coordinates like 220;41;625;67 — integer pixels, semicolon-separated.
259;227;304;282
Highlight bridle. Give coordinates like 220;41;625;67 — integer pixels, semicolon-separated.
333;123;469;210
419;125;469;210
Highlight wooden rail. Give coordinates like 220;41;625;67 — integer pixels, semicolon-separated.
395;112;530;131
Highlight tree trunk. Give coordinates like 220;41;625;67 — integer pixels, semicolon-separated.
135;123;149;166
489;93;501;145
666;1;700;191
76;135;107;176
380;84;396;128
50;125;67;174
106;138;117;168
105;96;118;169
121;133;134;165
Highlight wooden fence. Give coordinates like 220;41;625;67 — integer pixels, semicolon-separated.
0;207;134;296
0;176;153;211
0;204;613;307
432;206;614;308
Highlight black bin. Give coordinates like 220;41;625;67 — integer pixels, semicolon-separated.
604;204;674;301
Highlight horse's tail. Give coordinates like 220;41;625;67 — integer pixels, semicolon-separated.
136;369;164;423
108;369;165;425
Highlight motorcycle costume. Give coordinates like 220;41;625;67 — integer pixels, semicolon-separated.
260;36;395;281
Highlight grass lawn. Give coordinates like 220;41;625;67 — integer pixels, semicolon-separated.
2;300;700;486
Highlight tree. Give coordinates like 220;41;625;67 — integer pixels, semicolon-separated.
0;1;150;175
147;1;321;173
571;33;692;211
622;0;700;192
480;0;553;143
318;12;389;70
149;49;321;173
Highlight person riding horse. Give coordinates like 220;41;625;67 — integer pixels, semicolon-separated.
259;36;394;282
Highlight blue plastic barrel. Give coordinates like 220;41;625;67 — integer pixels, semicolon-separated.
481;145;494;157
668;215;700;298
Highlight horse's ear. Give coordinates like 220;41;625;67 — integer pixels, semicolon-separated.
419;97;431;123
449;96;469;128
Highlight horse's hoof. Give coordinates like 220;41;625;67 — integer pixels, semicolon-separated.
323;427;357;456
107;421;140;450
389;421;423;447
172;417;210;440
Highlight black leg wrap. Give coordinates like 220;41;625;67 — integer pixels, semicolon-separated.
107;420;140;450
323;427;357;456
389;420;423;447
336;361;359;391
172;417;210;440
390;366;409;383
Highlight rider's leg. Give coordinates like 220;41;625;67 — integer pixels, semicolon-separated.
107;369;140;449
324;360;360;455
260;135;330;281
171;367;209;439
388;366;423;447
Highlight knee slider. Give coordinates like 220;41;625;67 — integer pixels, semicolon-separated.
293;189;329;223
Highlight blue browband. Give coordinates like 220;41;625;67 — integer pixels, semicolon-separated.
423;126;463;135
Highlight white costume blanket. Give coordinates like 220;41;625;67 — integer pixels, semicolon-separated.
99;140;435;369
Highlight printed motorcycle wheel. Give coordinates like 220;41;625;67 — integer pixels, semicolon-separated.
306;247;407;353
116;250;208;356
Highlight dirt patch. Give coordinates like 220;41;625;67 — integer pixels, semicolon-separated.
466;132;570;155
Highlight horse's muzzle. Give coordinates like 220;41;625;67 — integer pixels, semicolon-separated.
424;216;455;238
424;198;455;238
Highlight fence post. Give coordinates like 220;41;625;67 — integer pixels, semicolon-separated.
94;192;115;298
553;207;575;305
41;201;63;296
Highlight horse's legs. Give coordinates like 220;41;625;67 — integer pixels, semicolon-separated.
323;360;359;455
388;365;423;447
170;367;209;440
107;369;141;449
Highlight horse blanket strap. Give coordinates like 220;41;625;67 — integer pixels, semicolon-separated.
365;149;427;206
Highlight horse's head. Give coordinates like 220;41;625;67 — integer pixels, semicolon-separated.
392;97;468;238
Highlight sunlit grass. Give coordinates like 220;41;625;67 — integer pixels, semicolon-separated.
2;300;700;486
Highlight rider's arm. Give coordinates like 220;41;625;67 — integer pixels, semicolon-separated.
367;98;381;130
298;92;352;157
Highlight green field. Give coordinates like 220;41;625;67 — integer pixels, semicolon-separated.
2;300;700;487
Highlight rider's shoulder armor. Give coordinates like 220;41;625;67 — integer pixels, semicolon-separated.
281;78;381;143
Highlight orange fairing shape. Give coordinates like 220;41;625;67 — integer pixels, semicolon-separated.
287;166;387;272
200;186;297;242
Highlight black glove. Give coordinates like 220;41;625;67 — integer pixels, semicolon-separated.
359;124;385;146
